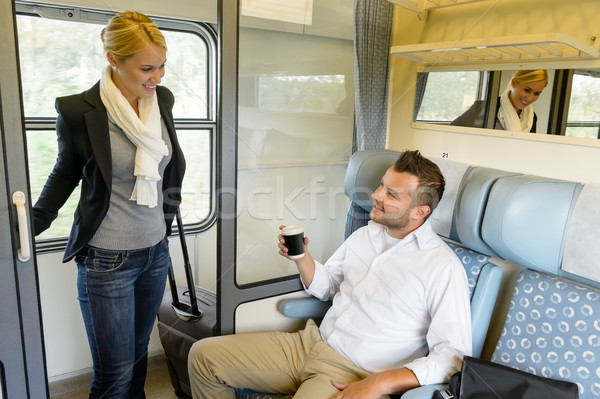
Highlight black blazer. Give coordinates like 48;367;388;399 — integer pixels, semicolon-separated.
33;82;186;262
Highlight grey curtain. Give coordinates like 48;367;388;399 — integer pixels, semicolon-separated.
353;0;394;151
413;72;429;121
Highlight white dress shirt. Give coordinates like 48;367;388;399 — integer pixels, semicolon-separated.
305;220;472;385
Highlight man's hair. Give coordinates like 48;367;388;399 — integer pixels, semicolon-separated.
393;150;445;216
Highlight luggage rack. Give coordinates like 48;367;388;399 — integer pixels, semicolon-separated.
388;0;489;13
390;32;600;65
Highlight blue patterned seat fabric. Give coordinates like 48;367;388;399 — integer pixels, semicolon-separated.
491;269;600;398
444;241;490;298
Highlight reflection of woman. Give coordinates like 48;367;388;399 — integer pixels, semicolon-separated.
32;11;185;398
451;70;548;132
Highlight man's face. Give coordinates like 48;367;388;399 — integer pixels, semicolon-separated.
370;167;421;235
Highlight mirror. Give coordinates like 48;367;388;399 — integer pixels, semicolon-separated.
414;69;600;139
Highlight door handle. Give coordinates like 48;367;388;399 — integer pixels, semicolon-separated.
12;191;30;262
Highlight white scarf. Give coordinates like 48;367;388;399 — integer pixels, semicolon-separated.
497;89;534;132
99;65;168;208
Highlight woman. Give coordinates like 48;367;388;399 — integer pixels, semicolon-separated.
32;11;185;398
451;70;548;132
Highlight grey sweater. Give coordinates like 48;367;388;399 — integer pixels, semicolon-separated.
87;118;172;250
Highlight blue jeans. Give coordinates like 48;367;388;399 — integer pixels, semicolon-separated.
76;237;170;399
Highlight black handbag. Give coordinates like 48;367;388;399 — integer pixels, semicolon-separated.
433;356;579;399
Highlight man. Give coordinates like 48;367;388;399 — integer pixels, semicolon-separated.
188;150;472;399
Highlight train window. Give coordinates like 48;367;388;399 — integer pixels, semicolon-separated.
415;71;484;124
257;75;347;114
235;12;355;284
16;6;216;247
565;71;600;139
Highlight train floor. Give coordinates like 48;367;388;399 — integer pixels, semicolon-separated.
49;354;185;399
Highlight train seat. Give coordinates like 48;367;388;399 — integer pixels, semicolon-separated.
452;166;521;256
402;171;599;399
457;174;598;398
558;183;600;288
403;268;600;399
479;172;599;286
490;268;600;398
481;174;583;276
342;148;472;241
237;149;503;399
255;154;600;399
342;149;403;237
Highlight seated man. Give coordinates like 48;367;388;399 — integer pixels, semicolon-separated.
188;150;472;399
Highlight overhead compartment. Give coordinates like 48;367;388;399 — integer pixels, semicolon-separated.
387;0;489;13
390;32;600;65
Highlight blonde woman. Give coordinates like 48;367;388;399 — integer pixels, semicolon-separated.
451;70;548;132
33;11;185;398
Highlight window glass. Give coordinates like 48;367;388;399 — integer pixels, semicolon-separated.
258;75;347;114
17;12;214;242
27;130;80;240
177;129;212;223
416;71;480;123
566;72;600;139
17;16;209;119
236;19;354;284
161;30;209;119
17;16;104;117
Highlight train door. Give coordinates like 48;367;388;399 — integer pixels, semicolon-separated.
218;0;354;333
0;1;49;398
0;0;354;391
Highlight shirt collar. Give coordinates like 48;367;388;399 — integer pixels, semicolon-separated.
368;219;437;251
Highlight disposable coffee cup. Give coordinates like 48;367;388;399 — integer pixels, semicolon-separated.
281;225;305;260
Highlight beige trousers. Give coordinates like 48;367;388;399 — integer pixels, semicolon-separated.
188;320;372;399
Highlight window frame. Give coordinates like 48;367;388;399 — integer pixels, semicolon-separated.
414;70;488;125
562;70;600;139
415;65;600;138
15;2;218;253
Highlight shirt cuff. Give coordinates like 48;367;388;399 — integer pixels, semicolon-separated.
304;260;330;300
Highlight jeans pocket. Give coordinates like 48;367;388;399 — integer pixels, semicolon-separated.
89;248;127;273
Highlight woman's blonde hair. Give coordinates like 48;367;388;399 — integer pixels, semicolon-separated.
101;11;166;61
512;70;548;87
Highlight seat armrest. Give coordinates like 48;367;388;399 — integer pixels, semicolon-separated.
278;298;331;319
470;263;502;357
400;384;447;399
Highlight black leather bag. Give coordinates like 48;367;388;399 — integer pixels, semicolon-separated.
434;356;579;399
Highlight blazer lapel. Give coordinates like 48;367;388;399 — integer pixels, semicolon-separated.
83;82;112;188
157;89;185;176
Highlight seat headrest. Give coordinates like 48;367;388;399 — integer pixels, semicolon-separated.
562;183;600;288
481;175;582;275
343;149;470;238
454;167;521;256
429;157;471;239
344;149;401;212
